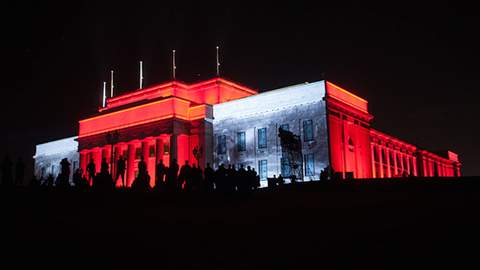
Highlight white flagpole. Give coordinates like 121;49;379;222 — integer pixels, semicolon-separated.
110;70;114;97
139;61;143;89
216;46;220;77
172;50;176;80
102;81;107;107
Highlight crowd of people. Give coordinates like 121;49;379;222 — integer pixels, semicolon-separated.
2;155;266;192
1;154;337;191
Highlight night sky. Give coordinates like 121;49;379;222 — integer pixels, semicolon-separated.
1;1;478;176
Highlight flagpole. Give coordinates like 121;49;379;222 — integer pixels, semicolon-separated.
216;46;220;77
110;70;114;97
172;50;176;80
139;61;143;89
102;81;106;107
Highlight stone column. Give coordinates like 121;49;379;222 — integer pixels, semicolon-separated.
412;156;418;177
405;155;410;176
377;146;384;178
392;150;398;177
371;144;376;178
93;147;102;174
399;153;404;174
177;134;190;167
385;148;391;178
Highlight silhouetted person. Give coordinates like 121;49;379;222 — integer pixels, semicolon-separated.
225;164;236;192
178;160;191;191
320;168;327;181
56;158;71;188
138;156;147;175
190;163;202;191
277;174;284;186
73;168;88;189
204;163;215;192
93;159;114;190
166;159;179;192
237;165;249;192
215;164;227;192
246;166;254;191
291;174;297;184
269;175;277;188
115;155;126;187
45;174;54;187
1;155;13;186
86;158;96;183
101;158;109;173
155;159;166;191
15;157;25;186
132;157;150;191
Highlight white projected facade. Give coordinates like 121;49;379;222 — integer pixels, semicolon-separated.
213;81;330;186
33;136;79;181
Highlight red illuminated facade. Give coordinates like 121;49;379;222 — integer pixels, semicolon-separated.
78;78;257;187
325;81;461;179
77;77;461;186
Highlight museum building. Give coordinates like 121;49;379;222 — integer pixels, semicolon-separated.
34;77;462;186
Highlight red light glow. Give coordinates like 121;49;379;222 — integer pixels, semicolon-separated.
326;81;369;113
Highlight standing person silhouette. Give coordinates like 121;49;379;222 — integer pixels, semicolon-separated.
204;163;215;192
167;159;179;191
155;159;166;190
115;155;126;187
86;158;96;184
138;156;147;176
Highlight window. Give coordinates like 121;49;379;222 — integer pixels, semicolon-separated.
135;147;142;159
217;135;226;155
280;124;289;132
305;153;315;176
281;157;291;177
303;120;314;141
258;160;267;180
149;145;155;157
237;132;246;152
258;128;267;149
163;144;169;155
373;146;379;162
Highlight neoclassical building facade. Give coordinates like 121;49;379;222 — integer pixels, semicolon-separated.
34;77;461;186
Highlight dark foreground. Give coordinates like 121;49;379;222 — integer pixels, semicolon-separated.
4;177;480;269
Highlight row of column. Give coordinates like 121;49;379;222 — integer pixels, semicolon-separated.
80;135;172;187
79;133;203;187
421;157;457;177
371;143;417;178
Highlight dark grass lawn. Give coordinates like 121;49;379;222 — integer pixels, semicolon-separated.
3;177;480;269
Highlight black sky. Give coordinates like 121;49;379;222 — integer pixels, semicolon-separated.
1;1;479;176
